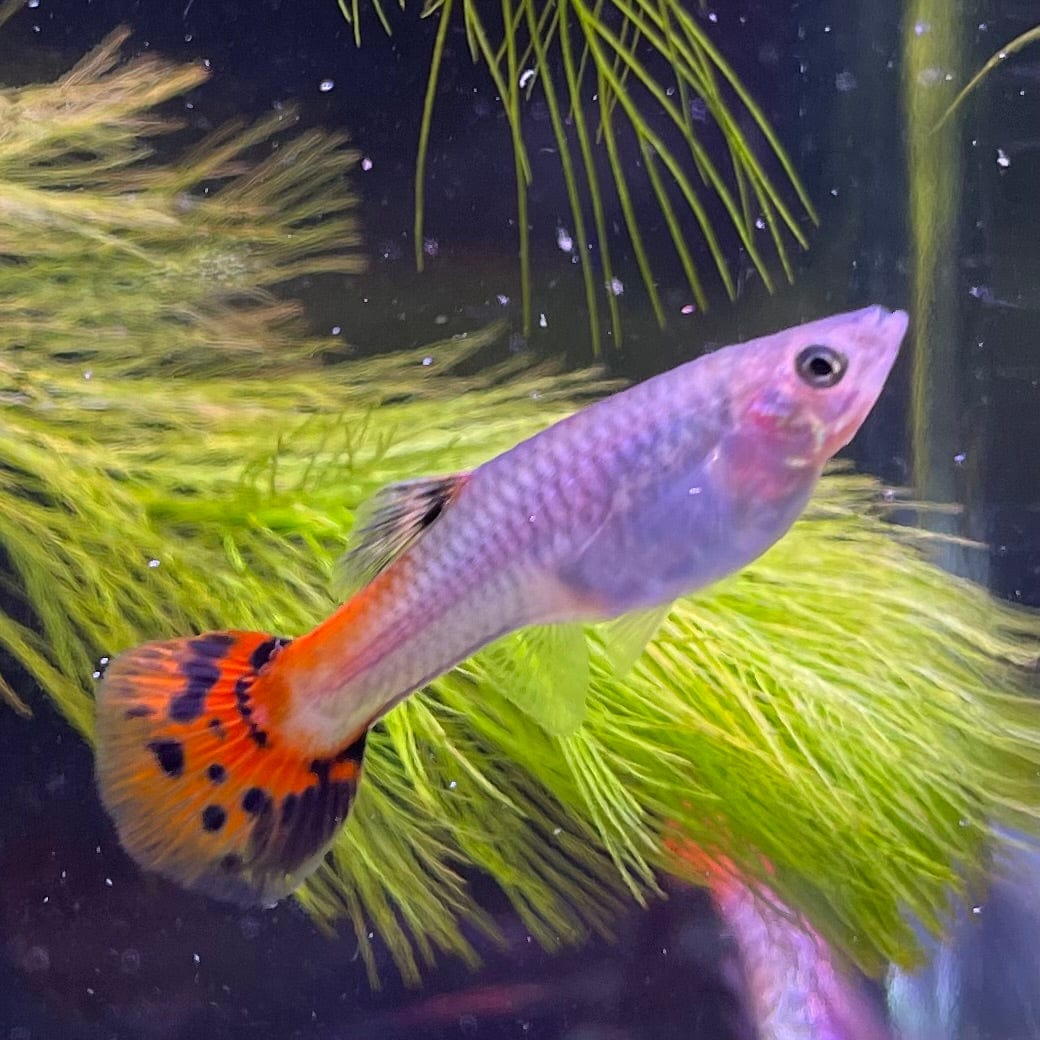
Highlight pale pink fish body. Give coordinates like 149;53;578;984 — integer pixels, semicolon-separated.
669;839;892;1040
712;867;892;1040
281;305;908;753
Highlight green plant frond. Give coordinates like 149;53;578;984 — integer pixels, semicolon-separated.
350;0;815;352
935;25;1040;131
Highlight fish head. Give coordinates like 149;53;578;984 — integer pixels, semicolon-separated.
724;305;907;485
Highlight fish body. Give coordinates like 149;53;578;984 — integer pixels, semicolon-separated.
94;305;908;904
672;842;892;1040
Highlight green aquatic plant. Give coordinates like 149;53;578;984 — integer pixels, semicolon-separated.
935;23;1040;131
5;19;1040;992
341;0;816;355
903;2;963;529
0;25;363;377
18;356;1040;984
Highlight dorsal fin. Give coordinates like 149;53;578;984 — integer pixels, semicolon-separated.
334;473;469;598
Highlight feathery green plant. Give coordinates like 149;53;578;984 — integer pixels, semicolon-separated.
5;19;1040;992
0;27;363;377
341;0;816;354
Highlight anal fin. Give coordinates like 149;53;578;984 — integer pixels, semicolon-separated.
94;630;367;907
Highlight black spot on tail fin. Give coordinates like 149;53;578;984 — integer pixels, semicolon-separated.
94;630;368;907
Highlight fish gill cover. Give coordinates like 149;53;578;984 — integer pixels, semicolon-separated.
0;11;1039;988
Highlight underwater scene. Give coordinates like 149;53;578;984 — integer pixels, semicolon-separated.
2;0;1040;1037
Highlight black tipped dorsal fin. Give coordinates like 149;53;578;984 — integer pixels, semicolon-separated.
335;473;469;597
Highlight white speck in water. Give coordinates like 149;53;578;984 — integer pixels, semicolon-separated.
978;22;988;31
83;369;92;380
823;24;831;32
318;79;335;93
496;293;510;306
42;895;48;903
360;157;373;172
331;325;341;336
687;487;702;495
421;356;434;367
830;187;839;197
538;313;548;328
914;21;930;35
608;277;624;296
553;827;562;836
707;11;717;22
754;216;766;230
433;314;448;325
448;780;458;790
835;70;857;92
519;68;536;89
954;452;967;465
105;877;113;887
971;905;982;915
680;303;696;315
423;237;439;257
528;514;537;524
556;227;574;253
193;953;201;965
27;0;39;7
148;558;161;569
997;148;1011;168
666;86;675;96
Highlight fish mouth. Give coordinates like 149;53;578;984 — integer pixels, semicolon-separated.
821;305;909;455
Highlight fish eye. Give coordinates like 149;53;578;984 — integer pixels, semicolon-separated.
795;344;847;388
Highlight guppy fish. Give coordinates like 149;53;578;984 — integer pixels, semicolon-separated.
670;840;892;1040
95;305;908;906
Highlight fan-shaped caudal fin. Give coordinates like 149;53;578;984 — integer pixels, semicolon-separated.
94;630;366;906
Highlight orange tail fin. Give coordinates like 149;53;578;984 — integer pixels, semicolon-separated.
94;630;366;907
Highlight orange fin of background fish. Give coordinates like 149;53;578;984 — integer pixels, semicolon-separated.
94;630;366;906
334;472;469;597
478;623;590;737
601;603;672;677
